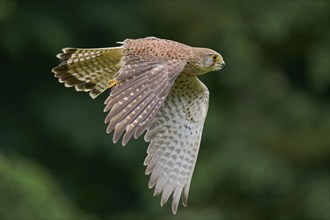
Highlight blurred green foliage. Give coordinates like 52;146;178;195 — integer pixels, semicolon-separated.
0;1;329;220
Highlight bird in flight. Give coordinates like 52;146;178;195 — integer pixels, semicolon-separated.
52;37;225;214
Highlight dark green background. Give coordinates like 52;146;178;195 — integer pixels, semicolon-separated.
1;1;329;220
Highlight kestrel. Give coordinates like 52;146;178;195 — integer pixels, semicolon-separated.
52;37;225;214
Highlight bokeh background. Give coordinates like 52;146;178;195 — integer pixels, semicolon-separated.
0;1;329;220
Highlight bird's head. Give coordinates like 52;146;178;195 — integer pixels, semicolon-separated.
188;47;225;75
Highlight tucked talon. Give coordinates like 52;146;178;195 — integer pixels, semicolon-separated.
108;79;119;88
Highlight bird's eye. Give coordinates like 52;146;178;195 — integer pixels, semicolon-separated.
212;55;218;60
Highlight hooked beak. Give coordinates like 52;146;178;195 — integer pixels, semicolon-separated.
215;58;225;70
219;60;225;69
215;53;225;70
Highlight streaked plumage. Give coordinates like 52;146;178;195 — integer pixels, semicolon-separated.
52;37;225;214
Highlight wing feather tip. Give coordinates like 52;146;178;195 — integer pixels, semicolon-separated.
182;193;188;207
160;199;165;207
112;135;120;144
172;203;178;215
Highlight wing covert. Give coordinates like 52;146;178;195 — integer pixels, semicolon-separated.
104;55;188;146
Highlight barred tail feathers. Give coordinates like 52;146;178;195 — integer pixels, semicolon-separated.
52;47;123;99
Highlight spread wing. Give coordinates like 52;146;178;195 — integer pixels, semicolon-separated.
104;55;188;146
143;76;209;214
